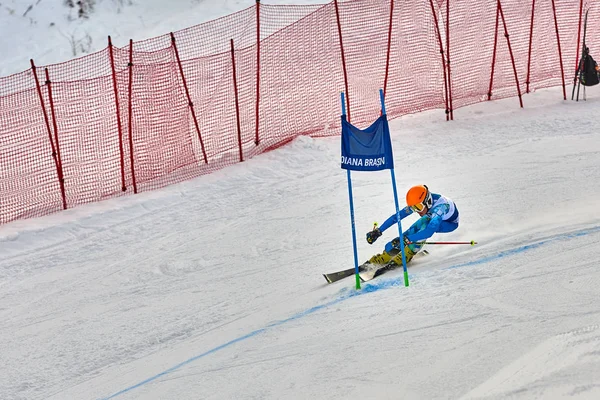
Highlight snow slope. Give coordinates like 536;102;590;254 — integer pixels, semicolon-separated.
1;87;600;400
2;1;600;399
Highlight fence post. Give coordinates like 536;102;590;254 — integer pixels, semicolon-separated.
383;0;395;99
498;0;524;108
574;0;584;74
44;68;68;210
255;0;261;145
429;0;450;121
525;0;536;94
446;0;453;120
108;36;127;192
230;39;244;162
488;3;500;101
31;60;67;210
127;39;138;194
550;0;566;100
334;0;351;122
171;32;208;165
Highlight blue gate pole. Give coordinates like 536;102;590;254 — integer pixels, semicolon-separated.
390;169;409;287
379;89;409;287
379;88;386;115
342;92;361;290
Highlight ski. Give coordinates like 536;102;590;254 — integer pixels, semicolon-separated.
358;263;393;282
323;249;429;284
323;263;376;283
323;266;365;284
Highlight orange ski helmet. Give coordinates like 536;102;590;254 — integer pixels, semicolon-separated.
406;185;432;213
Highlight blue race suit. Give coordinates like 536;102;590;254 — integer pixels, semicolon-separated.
377;193;459;254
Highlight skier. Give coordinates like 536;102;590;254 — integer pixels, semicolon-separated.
364;185;459;266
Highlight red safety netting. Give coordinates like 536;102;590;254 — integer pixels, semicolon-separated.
1;0;598;224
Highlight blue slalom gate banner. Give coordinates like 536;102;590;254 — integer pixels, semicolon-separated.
340;116;394;172
341;89;409;289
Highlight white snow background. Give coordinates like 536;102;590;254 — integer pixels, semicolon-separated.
0;0;324;77
1;1;600;400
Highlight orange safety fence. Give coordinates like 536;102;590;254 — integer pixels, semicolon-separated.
1;0;598;224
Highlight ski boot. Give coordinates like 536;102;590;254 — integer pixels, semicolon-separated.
385;236;421;267
367;251;393;265
388;246;416;266
366;237;420;268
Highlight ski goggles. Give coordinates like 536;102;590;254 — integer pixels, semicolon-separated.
410;203;427;213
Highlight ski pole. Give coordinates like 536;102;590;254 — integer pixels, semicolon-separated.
408;240;478;245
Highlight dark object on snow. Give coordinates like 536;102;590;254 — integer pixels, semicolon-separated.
579;46;600;87
572;10;599;101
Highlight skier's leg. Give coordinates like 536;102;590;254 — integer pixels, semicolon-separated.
369;217;457;266
369;214;431;266
437;220;458;233
403;217;458;247
402;214;432;253
385;237;416;265
367;237;408;265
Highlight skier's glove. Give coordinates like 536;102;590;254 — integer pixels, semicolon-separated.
366;228;382;244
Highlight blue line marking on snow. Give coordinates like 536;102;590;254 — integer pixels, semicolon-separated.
100;329;267;399
445;225;600;270
100;300;345;399
101;224;599;399
445;241;549;269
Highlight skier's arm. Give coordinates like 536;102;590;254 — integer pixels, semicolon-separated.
378;206;413;233
406;204;449;242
